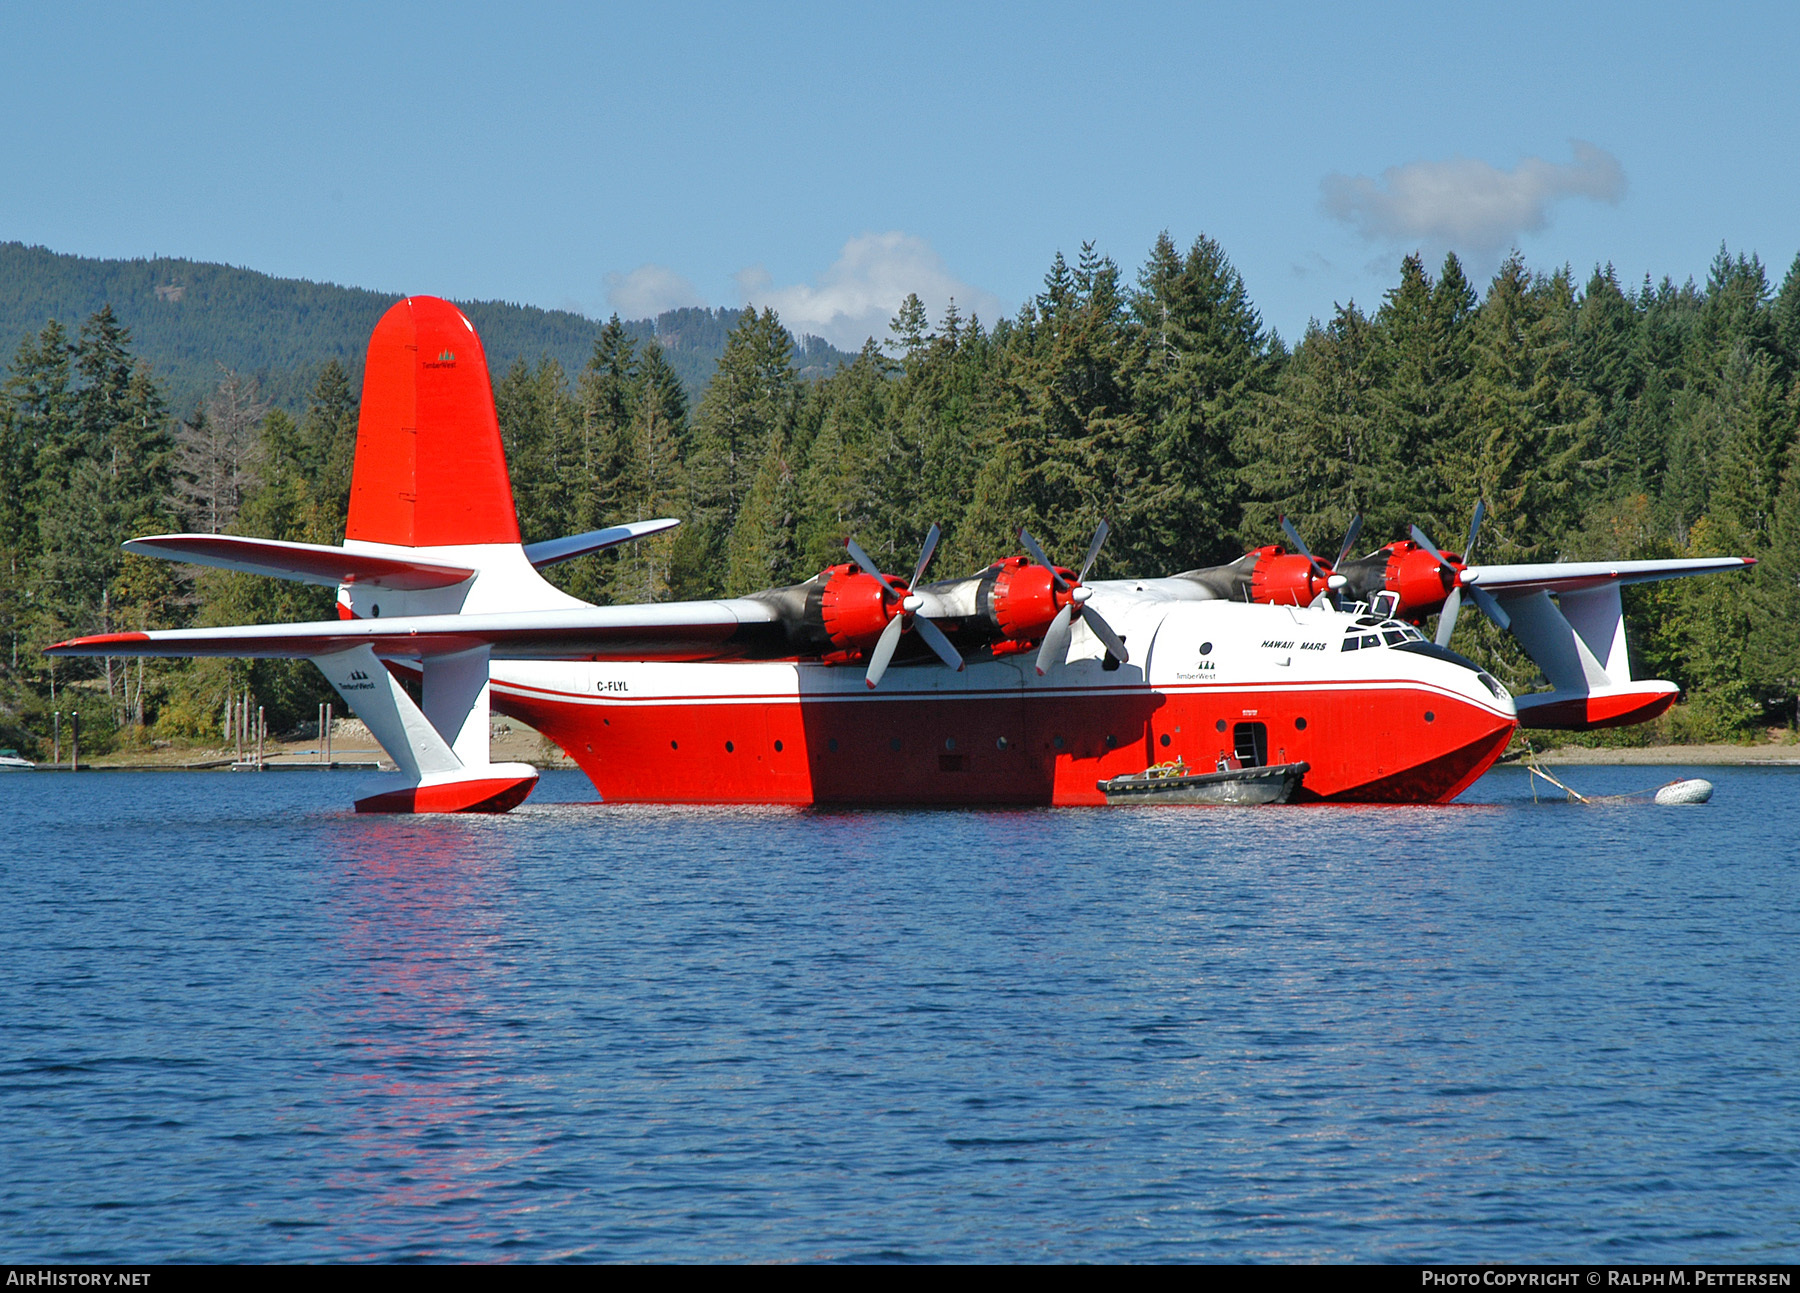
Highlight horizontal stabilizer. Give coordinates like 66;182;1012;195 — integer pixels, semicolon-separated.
1463;556;1754;597
48;598;783;663
524;518;681;569
123;534;475;590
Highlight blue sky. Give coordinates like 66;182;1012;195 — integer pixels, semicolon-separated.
4;2;1797;349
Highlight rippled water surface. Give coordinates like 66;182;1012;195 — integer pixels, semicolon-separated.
2;765;1797;1262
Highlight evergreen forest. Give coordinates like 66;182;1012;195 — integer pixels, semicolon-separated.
5;233;1800;758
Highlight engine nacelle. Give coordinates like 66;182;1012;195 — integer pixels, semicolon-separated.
979;555;1075;642
817;563;901;652
1379;542;1458;620
1246;545;1330;606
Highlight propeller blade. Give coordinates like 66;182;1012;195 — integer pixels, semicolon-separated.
1281;514;1327;575
1409;525;1458;576
864;615;905;688
912;614;964;672
1468;583;1511;631
909;523;941;592
1077;521;1109;584
1034;603;1075;676
844;536;895;598
1435;585;1463;648
1078;604;1129;664
1018;528;1071;592
1464;499;1486;563
1332;515;1364;572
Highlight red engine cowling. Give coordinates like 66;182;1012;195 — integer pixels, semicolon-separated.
1380;542;1458;620
985;556;1075;641
818;563;901;651
1247;545;1329;606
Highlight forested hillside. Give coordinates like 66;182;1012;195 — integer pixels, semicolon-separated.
4;232;1798;758
0;242;851;413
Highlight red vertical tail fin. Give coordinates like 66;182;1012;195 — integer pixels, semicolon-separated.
346;296;522;548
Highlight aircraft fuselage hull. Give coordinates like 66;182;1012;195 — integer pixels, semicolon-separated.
489;600;1518;806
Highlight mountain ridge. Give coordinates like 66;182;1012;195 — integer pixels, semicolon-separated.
0;240;855;414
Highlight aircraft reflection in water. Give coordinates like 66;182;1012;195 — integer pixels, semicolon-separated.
49;298;1753;812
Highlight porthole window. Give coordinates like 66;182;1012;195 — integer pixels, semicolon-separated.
670;739;678;750
1215;719;1227;733
1104;734;1117;749
371;604;381;618
1053;736;1065;750
828;738;839;752
774;739;783;752
1199;641;1213;656
944;737;956;751
1295;717;1308;731
1160;733;1171;747
1424;711;1436;723
996;737;1009;750
725;740;735;753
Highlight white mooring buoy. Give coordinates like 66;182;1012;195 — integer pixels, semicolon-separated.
1653;778;1714;805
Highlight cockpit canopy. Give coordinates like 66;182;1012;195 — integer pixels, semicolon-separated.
1341;617;1426;651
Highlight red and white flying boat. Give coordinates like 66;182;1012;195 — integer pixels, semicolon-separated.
48;297;1754;813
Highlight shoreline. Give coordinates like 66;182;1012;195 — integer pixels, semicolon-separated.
18;721;1800;773
1511;742;1800;766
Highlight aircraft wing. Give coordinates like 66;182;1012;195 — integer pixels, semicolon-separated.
1461;556;1754;598
47;599;787;662
122;533;477;590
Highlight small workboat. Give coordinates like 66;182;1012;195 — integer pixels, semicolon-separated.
1098;759;1309;806
0;748;35;770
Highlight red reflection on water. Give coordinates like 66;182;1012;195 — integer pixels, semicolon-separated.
309;818;552;1258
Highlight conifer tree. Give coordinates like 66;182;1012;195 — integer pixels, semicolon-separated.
1133;233;1273;568
795;341;894;574
617;342;690;603
1773;252;1800;372
685;308;797;593
1460;258;1602;559
495;357;580;550
563;316;640;603
1238;303;1381;551
1571;265;1640;489
725;427;802;594
299;360;359;543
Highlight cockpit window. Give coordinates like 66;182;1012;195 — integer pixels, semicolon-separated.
1344;620;1425;650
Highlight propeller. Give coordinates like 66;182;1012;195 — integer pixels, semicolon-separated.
845;525;963;688
1410;501;1510;646
1018;522;1130;675
1280;513;1364;606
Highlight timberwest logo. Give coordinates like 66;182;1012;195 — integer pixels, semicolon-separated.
349;670;369;681
340;668;376;691
424;348;457;369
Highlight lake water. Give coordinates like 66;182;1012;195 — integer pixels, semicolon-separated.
1;765;1796;1263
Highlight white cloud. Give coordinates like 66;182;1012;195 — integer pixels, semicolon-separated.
738;232;1005;351
1321;141;1626;263
604;263;707;319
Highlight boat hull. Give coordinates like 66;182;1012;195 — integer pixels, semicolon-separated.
1099;761;1309;805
